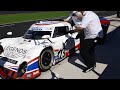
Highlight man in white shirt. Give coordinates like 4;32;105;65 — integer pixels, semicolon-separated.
65;11;103;73
64;11;82;27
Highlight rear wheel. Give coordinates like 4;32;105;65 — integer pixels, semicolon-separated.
39;49;54;72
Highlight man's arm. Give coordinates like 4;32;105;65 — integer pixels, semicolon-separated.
74;25;84;32
67;25;84;34
64;16;72;22
64;11;78;22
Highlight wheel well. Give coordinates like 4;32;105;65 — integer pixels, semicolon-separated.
39;46;54;72
17;62;27;77
43;46;53;52
18;62;27;70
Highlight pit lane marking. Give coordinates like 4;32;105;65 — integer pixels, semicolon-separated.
0;24;15;27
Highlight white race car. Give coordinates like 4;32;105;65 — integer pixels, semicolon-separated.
0;20;80;79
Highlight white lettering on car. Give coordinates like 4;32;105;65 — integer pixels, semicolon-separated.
3;46;27;58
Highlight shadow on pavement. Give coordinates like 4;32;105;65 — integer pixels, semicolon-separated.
68;50;102;77
68;53;86;71
96;26;120;79
68;26;120;79
68;52;102;77
49;70;64;79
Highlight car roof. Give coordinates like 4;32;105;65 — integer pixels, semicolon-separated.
35;21;70;27
29;21;71;32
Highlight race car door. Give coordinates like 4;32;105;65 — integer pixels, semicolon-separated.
51;26;75;59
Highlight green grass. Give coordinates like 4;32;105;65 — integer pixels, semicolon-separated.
0;11;69;24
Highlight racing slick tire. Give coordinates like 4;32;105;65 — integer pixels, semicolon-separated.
39;48;54;72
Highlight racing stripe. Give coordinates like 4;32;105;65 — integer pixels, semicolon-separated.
11;68;18;71
27;60;39;71
27;56;39;64
75;43;80;50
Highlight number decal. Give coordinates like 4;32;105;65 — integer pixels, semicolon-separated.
58;49;65;59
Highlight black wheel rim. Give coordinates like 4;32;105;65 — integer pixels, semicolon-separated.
41;52;52;66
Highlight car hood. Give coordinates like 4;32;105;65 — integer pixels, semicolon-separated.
0;37;51;68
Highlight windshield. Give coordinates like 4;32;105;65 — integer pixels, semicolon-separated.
23;30;52;39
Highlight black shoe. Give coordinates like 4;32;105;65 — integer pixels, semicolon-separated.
82;66;95;73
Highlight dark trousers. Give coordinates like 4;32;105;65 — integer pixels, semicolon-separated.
80;36;97;68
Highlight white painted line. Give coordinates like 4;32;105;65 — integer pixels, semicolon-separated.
0;24;15;27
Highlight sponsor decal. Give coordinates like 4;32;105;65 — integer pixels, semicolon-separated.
31;27;43;31
54;56;59;60
0;56;18;64
4;46;27;54
58;49;65;59
31;27;51;31
3;46;27;58
33;70;39;75
26;74;32;78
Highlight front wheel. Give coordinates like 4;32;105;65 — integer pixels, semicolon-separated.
39;49;54;72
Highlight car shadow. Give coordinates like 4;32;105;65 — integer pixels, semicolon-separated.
68;26;120;79
49;69;64;79
96;26;120;79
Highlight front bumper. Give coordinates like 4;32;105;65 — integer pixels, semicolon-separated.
0;66;41;79
0;66;17;79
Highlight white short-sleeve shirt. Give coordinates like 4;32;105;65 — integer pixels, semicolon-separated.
79;11;103;39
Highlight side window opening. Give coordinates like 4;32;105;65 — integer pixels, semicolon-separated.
53;26;69;38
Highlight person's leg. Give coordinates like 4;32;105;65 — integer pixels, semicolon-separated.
80;39;96;72
88;39;96;67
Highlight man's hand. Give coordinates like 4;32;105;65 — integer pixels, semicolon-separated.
74;25;84;32
67;30;75;34
64;19;69;22
72;11;78;16
74;25;80;29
